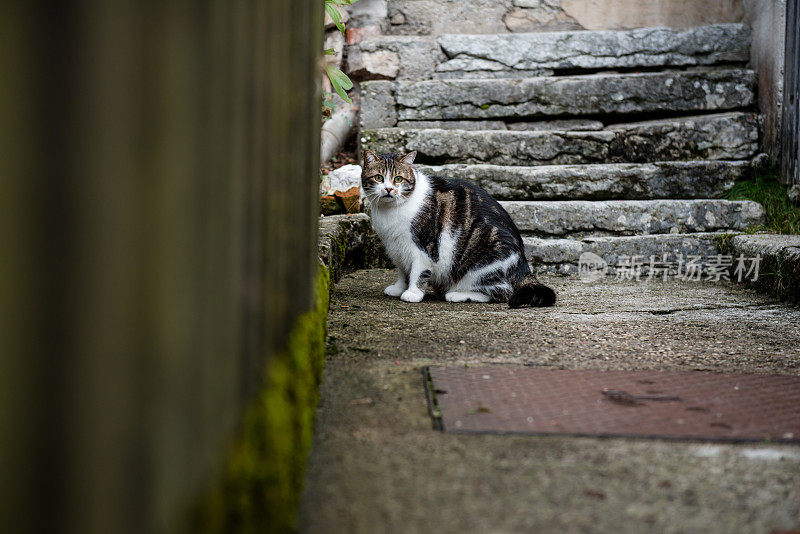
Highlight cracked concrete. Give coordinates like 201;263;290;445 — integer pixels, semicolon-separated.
300;269;800;533
316;269;800;370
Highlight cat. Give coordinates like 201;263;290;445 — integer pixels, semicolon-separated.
361;149;556;308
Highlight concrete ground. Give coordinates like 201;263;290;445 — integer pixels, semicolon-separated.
299;269;800;534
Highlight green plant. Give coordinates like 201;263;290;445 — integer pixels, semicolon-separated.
323;0;359;106
725;167;800;235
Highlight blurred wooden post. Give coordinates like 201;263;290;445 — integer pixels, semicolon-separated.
0;1;322;533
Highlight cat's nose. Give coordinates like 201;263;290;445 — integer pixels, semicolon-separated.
385;186;394;193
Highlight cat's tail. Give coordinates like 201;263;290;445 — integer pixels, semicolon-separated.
508;274;556;308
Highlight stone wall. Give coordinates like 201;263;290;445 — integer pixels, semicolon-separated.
371;0;745;34
560;0;743;30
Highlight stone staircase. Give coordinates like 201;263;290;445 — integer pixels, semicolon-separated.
353;23;765;274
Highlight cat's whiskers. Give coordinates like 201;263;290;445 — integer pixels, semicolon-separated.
364;189;383;206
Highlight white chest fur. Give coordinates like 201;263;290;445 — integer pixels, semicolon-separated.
370;173;459;287
369;172;431;274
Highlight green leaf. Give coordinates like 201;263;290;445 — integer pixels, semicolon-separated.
324;3;339;22
324;3;345;33
323;48;336;55
326;65;353;91
325;65;353;104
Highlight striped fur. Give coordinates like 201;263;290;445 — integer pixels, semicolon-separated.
363;150;556;307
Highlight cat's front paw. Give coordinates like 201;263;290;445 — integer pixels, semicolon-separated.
400;289;424;303
384;284;405;297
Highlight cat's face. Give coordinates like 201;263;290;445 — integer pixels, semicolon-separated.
361;150;417;206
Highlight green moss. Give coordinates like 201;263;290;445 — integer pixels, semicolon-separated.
329;226;348;284
725;167;800;235
193;263;330;533
713;233;737;250
716;231;800;306
322;216;391;286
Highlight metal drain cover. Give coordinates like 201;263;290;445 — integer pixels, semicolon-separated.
425;366;800;443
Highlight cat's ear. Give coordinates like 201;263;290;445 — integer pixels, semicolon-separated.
399;151;417;165
363;149;379;164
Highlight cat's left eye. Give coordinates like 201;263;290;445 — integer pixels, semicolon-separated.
393;176;404;184
372;175;383;183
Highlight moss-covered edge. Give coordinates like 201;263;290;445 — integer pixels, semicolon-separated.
192;261;330;533
325;220;349;284
320;215;391;285
712;232;738;252
716;236;800;306
724;166;800;235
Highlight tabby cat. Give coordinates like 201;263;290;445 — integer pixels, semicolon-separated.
362;150;556;308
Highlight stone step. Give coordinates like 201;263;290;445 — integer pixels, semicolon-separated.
414;161;751;201
718;234;800;304
396;118;605;131
499;199;764;238
348;24;750;81
522;233;730;275
362;112;759;165
360;69;755;128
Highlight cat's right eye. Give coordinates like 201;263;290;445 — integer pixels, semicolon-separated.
371;175;383;183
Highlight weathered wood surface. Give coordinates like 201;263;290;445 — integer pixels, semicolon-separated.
0;2;322;533
781;0;800;198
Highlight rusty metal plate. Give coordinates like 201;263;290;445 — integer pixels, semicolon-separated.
424;366;800;443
